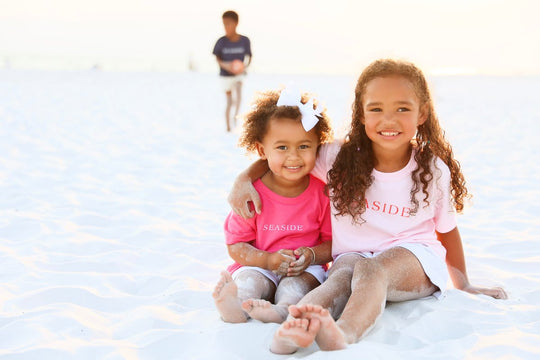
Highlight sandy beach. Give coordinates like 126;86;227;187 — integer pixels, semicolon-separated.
0;69;538;359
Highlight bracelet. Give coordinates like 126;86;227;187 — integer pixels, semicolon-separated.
307;247;316;265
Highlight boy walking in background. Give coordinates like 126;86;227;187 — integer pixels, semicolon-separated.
213;10;252;132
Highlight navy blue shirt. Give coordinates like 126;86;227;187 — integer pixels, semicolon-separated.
212;35;252;76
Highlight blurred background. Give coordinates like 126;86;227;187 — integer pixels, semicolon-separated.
1;0;539;76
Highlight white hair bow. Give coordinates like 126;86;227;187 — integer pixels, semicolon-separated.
276;87;323;132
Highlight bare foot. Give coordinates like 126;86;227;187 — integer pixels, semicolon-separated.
292;304;348;351
270;317;321;354
242;299;287;323
212;271;247;323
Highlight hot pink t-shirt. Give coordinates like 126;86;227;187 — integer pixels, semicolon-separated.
224;174;332;273
312;142;456;260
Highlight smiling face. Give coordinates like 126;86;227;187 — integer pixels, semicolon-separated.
362;76;426;160
256;117;319;195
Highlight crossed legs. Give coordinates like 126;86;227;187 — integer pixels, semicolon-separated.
213;269;320;324
243;272;320;323
213;270;275;323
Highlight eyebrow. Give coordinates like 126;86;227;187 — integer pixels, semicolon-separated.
365;100;414;107
272;138;315;145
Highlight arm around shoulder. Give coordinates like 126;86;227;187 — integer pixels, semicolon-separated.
228;159;268;218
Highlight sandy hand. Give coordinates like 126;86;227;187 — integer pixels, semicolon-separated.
287;247;313;276
227;175;261;219
270;250;296;276
463;284;508;299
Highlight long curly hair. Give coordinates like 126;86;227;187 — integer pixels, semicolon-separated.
239;89;333;153
327;59;469;223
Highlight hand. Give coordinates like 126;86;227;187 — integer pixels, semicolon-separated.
461;284;508;299
267;250;296;276
227;174;262;219
286;247;314;277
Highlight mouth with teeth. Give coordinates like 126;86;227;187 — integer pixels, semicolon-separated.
379;131;400;137
285;166;302;170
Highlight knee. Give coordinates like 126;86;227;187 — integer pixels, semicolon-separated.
326;267;354;293
352;260;387;285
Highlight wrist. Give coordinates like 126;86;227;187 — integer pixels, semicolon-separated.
307;247;316;265
263;251;273;270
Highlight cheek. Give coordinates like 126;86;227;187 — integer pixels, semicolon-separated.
304;150;318;163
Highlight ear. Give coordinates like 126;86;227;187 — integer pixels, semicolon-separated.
418;105;429;125
255;142;267;160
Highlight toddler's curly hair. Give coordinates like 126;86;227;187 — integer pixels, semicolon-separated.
239;89;333;153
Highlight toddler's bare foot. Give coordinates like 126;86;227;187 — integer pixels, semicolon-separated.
293;304;348;351
242;299;288;323
213;271;247;323
270;317;321;354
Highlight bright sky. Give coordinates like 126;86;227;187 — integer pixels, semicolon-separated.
1;0;539;75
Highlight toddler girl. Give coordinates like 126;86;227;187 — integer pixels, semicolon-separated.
213;87;334;324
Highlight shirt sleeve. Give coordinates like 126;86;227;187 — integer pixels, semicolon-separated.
245;37;252;56
212;38;222;57
312;141;341;183
319;198;332;242
224;211;257;245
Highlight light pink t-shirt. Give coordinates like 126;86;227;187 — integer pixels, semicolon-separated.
224;174;332;273
312;142;456;260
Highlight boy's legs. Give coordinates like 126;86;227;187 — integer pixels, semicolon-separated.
244;271;320;323
225;90;233;132
233;80;242;124
213;269;275;323
224;79;242;132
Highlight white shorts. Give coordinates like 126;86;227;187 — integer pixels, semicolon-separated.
334;243;449;299
232;265;327;287
220;74;245;92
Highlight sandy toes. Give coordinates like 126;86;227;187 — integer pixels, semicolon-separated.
270;317;321;354
213;271;247;323
291;304;348;351
242;299;287;323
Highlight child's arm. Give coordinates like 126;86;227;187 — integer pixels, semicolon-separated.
287;241;333;277
228;159;268;218
216;58;233;73
227;242;295;276
437;227;507;299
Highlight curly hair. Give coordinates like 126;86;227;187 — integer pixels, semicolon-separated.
238;89;333;153
327;59;469;223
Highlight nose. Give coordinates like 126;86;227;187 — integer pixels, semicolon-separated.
382;112;396;124
287;148;300;159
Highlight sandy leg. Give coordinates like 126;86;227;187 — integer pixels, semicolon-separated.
270;317;321;354
212;271;247;323
242;299;287;323
291;304;348;351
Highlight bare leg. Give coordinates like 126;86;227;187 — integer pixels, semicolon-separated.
310;247;437;350
270;254;362;353
233;81;243;128
296;254;362;318
243;272;319;323
225;91;233;131
213;270;275;323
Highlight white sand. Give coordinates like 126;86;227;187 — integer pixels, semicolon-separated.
0;69;538;359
